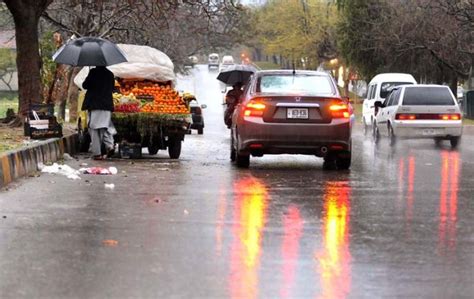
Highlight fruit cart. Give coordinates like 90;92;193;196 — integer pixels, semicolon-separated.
75;44;191;159
111;80;191;159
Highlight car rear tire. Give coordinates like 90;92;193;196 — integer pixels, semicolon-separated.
236;153;250;168
363;118;369;136
388;124;396;146
323;153;337;170
450;136;460;148
198;127;204;135
336;151;351;170
230;133;236;162
168;137;181;159
148;144;159;155
373;123;380;144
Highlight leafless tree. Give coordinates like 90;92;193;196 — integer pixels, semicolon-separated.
41;0;249;120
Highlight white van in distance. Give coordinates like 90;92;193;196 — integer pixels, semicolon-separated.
219;55;235;72
362;73;417;134
208;53;219;70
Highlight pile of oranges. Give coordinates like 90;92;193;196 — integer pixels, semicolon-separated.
141;102;189;114
117;81;190;115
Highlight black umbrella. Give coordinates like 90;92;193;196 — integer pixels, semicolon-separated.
52;37;127;66
217;64;257;85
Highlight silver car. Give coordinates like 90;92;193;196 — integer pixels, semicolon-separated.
230;70;352;169
373;84;462;147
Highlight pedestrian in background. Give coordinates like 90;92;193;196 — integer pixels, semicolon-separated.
82;66;116;160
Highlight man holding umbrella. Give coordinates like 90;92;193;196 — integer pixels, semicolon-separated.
217;64;256;129
53;36;127;159
224;82;243;129
82;66;115;159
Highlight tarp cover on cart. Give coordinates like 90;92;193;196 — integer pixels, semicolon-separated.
74;44;176;88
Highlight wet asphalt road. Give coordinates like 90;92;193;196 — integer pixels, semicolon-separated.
1;65;474;298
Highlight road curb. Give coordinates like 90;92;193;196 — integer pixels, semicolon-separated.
0;134;78;188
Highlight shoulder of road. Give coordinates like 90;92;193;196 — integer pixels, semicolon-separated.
0;133;78;189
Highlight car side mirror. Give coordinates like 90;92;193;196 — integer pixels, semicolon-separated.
374;101;384;108
201;104;207;109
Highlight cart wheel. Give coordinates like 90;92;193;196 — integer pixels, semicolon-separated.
78;119;91;152
148;143;159;155
168;138;182;159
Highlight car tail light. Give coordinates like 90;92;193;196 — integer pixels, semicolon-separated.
396;114;417;120
329;102;350;118
439;113;461;120
396;113;461;120
244;100;266;117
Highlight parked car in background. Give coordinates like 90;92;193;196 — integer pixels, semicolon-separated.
362;73;417;135
373;85;462;148
183;93;207;135
208;53;219;70
230;70;352;169
219;55;235;72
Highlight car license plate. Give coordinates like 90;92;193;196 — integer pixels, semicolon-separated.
422;128;442;135
287;108;309;119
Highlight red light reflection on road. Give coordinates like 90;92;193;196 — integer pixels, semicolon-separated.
316;181;352;299
438;151;460;255
229;178;268;299
406;156;415;222
280;205;303;298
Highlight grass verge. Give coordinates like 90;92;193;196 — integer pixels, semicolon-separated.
463;117;474;125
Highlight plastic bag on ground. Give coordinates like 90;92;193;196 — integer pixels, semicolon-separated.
39;163;81;180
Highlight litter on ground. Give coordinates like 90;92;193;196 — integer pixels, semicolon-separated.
80;166;118;175
38;163;81;180
63;153;74;160
104;183;115;189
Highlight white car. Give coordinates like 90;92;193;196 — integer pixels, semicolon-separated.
373;85;462;148
362;73;417;135
219;55;235;72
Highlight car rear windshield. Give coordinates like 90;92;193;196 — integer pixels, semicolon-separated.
380;82;413;98
403;87;455;106
257;74;335;94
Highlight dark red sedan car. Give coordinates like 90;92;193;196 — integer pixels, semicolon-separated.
230;70;352;169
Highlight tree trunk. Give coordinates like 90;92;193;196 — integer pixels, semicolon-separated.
10;14;40;117
343;66;350;96
449;76;457;99
4;0;53;126
13;14;42;119
467;64;473;90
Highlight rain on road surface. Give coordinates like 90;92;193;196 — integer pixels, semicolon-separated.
1;65;473;298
